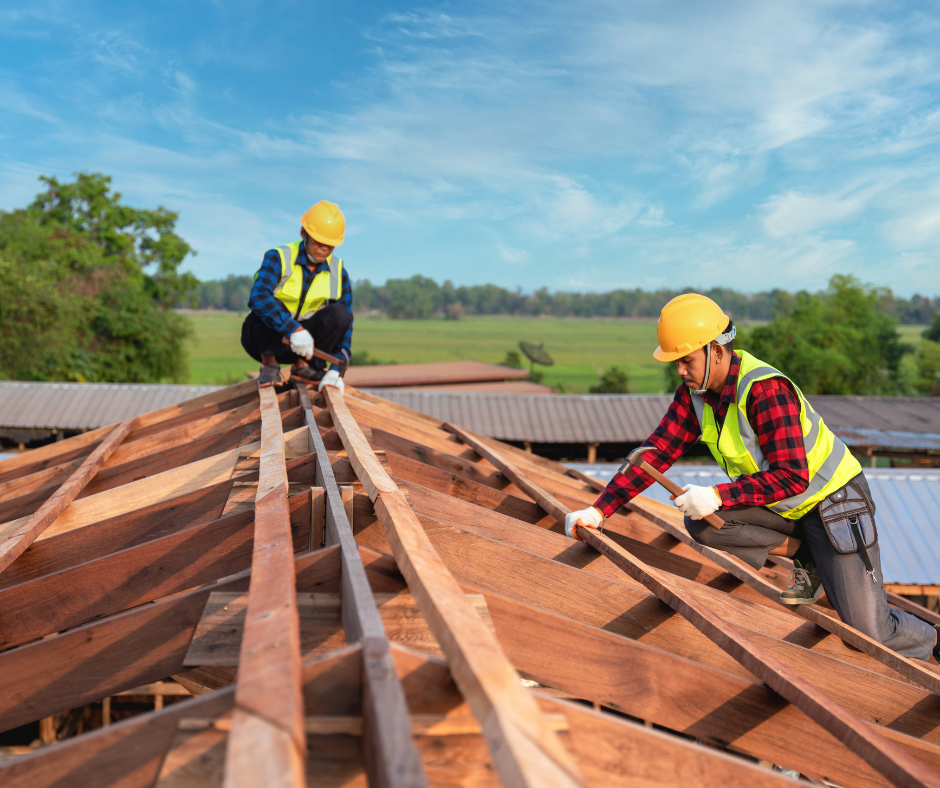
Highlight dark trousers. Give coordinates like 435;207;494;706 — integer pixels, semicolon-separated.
686;473;935;660
241;303;351;369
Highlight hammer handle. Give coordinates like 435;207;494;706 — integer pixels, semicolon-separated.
280;336;343;367
637;459;724;529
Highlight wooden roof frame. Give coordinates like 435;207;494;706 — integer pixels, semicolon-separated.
0;379;936;786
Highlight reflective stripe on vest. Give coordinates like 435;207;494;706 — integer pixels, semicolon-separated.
270;241;343;321
688;350;861;519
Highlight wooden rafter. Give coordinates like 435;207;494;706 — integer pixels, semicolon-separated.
296;382;427;787
0;416;139;574
224;386;305;788
323;386;585;788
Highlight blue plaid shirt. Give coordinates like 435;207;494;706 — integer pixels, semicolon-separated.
248;244;353;363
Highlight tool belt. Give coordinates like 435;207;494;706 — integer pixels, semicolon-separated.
819;477;878;583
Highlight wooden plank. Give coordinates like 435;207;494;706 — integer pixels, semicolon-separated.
411;513;940;742
482;587;916;788
578;526;940;788
297;382;427;788
0;686;235;788
446;423;568;522
628;495;940;695
225;386;305;786
539;693;798;788
0;492;312;650
0;380;259;483
0;426;308;546
323;386;584;788
0;480;234;589
0;416;139;574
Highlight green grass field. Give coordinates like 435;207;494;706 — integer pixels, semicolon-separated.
183;312;931;393
184;312;671;392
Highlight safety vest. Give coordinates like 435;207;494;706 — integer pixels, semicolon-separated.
689;351;862;519
264;241;343;321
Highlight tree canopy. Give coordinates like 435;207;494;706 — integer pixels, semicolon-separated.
741;275;910;395
0;173;197;383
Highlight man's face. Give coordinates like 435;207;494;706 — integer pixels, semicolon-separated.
676;347;709;389
303;232;334;264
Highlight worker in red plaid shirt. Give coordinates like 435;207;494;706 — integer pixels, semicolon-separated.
566;294;939;662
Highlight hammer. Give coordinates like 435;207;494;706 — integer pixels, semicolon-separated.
624;446;724;529
280;336;346;370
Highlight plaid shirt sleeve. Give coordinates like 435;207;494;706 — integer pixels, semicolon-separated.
715;378;809;507
247;250;300;336
337;267;354;364
593;385;702;517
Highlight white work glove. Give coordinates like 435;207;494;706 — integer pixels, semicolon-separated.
318;368;345;393
673;484;721;520
564;506;605;540
289;328;314;360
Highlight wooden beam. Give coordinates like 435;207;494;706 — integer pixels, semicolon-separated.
446;423;568;522
433;434;940;784
628;495;940;695
297;382;427;788
225;386;305;787
579;526;940;788
323;386;584;788
0;416;139;575
409;513;940;742
0;491;312;650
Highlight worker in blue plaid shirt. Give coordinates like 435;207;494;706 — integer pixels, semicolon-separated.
241;201;354;389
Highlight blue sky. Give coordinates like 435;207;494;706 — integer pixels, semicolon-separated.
2;1;940;296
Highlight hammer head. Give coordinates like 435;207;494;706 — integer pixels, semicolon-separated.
626;446;655;467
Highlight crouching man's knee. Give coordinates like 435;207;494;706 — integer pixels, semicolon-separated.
685;516;724;547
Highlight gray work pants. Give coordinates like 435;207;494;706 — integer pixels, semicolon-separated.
685;474;936;661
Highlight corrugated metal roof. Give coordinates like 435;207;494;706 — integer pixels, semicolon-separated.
566;464;940;587
0;382;223;430
364;390;940;450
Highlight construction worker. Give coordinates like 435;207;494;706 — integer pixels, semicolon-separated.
566;294;940;661
242;201;352;389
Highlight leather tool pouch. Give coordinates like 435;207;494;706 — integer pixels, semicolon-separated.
819;481;877;554
818;480;879;583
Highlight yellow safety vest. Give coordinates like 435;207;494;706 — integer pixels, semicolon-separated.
265;241;343;321
689;351;862;519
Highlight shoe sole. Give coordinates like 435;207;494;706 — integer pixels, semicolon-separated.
779;586;824;606
289;374;321;386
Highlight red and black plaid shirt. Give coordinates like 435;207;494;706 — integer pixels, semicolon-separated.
594;353;810;517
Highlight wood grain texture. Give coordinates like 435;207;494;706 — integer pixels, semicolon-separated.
323;386;585;788
226;386;305;786
446;423;569;522
298;382;427;788
0;415;139;574
0;686;234;788
579;526;940;788
628;495;940;695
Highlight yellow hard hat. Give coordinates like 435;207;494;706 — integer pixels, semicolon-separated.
301;201;345;247
653;294;729;362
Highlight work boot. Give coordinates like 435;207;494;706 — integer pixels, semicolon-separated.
258;363;282;388
290;361;325;385
932;625;940;663
779;560;824;606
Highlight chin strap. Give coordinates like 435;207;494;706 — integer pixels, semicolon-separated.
690;325;736;395
692;343;713;395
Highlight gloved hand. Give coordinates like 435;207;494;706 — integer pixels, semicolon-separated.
673;485;721;519
289;328;314;360
318;368;345;393
564;506;604;540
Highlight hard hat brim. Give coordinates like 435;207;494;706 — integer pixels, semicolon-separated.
308;232;344;247
653;346;687;363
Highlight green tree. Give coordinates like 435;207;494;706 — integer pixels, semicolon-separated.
923;313;940;343
743;275;910;395
0;173;196;382
590;366;630;393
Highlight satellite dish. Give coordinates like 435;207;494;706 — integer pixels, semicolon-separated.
519;341;554;367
